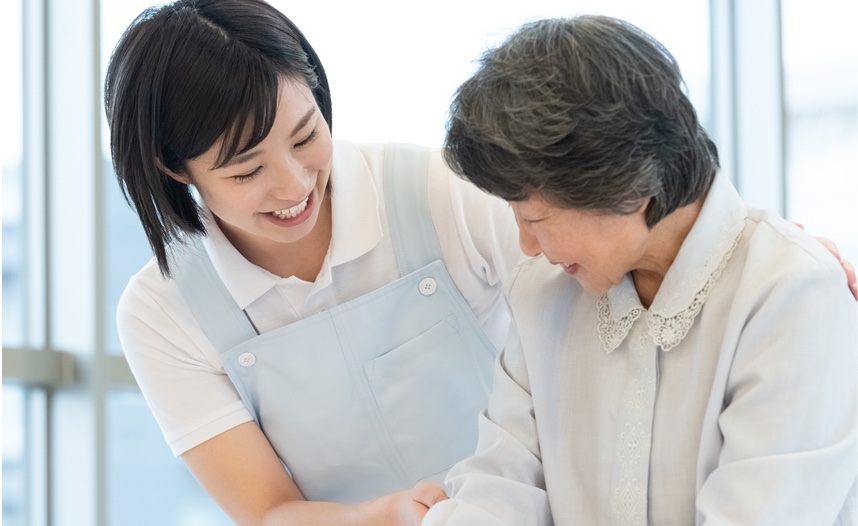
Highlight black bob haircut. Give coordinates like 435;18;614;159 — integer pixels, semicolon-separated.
104;0;332;276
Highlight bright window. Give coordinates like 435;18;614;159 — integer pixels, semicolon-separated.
272;0;710;147
782;0;857;264
33;1;858;524
3;0;25;346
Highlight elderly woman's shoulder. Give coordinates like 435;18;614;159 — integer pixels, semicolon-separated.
736;208;850;298
745;209;844;268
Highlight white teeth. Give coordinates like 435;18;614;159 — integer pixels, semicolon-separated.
271;197;309;219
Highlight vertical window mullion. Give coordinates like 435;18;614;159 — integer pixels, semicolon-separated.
19;0;49;524
44;0;103;524
710;0;785;213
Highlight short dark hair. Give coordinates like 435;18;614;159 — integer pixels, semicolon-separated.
104;0;332;276
444;15;719;227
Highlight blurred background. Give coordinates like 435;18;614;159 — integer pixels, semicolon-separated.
2;0;855;524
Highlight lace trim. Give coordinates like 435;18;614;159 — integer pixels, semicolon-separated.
611;421;649;524
597;296;643;352
597;224;744;352
610;324;656;526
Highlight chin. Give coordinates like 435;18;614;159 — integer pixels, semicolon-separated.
576;278;613;297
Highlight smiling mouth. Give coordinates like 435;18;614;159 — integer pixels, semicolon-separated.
271;196;309;219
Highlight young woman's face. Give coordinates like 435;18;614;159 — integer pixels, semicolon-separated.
510;194;652;296
180;80;333;251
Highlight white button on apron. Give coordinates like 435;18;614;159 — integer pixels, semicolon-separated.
418;278;437;296
172;144;498;503
237;352;256;367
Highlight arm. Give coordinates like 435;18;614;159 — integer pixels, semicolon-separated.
182;422;446;526
697;261;857;524
423;321;552;526
118;272;446;526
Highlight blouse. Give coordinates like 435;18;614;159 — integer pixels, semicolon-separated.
423;172;857;525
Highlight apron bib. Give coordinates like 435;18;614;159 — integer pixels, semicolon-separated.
173;144;497;502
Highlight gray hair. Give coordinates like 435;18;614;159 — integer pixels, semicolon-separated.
443;15;719;227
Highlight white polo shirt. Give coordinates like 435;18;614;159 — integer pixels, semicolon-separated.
116;140;524;456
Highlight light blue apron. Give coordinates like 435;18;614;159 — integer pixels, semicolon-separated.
172;143;496;503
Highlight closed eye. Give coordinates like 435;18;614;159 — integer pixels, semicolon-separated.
232;166;262;182
295;129;317;148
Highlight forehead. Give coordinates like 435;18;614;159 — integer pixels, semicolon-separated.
279;78;317;111
511;192;561;217
202;79;318;169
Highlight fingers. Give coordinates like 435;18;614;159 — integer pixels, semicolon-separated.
404;483;448;526
410;482;449;508
792;221;805;230
815;236;841;262
841;258;857;301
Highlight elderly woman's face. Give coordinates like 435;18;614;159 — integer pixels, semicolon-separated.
510;194;652;296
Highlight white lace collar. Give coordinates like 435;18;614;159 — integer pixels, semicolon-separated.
597;173;748;353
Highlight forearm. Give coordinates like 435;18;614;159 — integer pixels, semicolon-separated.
422;327;550;526
261;495;394;526
261;488;438;526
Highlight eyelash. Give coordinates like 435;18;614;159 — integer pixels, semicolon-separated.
296;129;317;148
232;166;261;182
230;129;318;182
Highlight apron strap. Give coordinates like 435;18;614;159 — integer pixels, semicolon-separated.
382;143;443;276
173;142;440;353
171;238;259;352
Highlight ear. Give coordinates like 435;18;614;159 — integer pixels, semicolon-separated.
155;157;191;185
636;197;651;216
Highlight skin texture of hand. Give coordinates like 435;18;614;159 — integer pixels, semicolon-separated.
399;482;449;526
182;422;447;526
255;482;447;526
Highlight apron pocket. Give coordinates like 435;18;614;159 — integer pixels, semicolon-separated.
363;315;489;481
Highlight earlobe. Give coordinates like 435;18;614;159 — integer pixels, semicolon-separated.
155;157;191;185
166;170;192;185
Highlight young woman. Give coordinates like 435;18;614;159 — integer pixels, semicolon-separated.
106;0;521;523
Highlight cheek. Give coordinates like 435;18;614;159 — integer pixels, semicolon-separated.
201;183;261;212
544;229;583;258
604;227;649;269
311;132;334;168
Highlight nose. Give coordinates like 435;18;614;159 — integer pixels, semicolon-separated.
269;157;309;201
518;226;542;257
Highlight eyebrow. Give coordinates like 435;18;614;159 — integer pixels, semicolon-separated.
219;148;261;170
218;107;317;170
290;107;315;137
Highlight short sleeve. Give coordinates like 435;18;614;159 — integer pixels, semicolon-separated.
116;261;253;456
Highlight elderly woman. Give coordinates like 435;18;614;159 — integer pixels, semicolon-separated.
422;15;857;526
